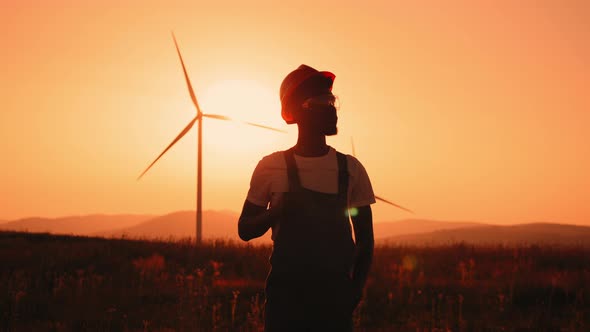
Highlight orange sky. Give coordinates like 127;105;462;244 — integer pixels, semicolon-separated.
1;0;589;225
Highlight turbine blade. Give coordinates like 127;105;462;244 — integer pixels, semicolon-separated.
243;121;287;133
202;113;287;133
137;116;198;180
171;32;202;114
350;138;410;213
375;195;414;214
202;113;232;121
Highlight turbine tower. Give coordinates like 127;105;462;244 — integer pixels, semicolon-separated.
138;33;285;243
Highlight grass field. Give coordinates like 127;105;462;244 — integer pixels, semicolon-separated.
1;231;588;331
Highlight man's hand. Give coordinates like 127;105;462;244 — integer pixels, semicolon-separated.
351;280;364;311
238;201;275;241
238;192;307;241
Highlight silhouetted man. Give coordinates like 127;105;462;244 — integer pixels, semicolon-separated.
238;65;375;332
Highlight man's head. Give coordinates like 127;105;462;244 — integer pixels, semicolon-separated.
280;65;339;136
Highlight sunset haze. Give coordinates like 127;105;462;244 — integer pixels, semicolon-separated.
2;0;589;227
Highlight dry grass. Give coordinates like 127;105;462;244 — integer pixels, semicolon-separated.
1;231;588;331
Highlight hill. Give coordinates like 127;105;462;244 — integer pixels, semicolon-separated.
373;218;485;239
95;210;272;243
95;214;486;243
0;214;153;235
384;222;590;246
4;212;588;246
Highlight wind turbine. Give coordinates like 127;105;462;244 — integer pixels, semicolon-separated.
138;33;286;243
351;137;414;213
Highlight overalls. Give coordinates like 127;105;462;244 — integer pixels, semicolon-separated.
265;148;355;332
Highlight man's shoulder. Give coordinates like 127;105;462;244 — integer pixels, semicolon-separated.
332;148;364;168
256;150;287;169
332;149;371;179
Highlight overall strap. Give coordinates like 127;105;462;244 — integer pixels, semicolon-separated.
284;148;302;192
336;152;349;202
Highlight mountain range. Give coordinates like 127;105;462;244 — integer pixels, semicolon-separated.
383;222;590;246
0;214;154;235
93;210;272;243
1;211;589;246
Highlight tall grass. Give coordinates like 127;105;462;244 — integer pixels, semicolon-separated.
1;231;588;331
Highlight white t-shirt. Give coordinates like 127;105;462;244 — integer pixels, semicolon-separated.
247;147;376;209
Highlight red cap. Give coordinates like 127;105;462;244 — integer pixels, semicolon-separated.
280;65;335;124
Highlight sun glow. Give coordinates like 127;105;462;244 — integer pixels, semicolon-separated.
198;79;290;157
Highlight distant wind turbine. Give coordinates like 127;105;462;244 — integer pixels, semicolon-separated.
138;33;286;243
350;137;414;214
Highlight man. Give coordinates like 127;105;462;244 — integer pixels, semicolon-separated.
238;64;375;331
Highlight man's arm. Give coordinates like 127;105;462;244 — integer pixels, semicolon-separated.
350;204;374;305
237;200;280;241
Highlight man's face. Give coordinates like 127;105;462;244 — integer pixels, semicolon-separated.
296;95;339;136
316;104;338;136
